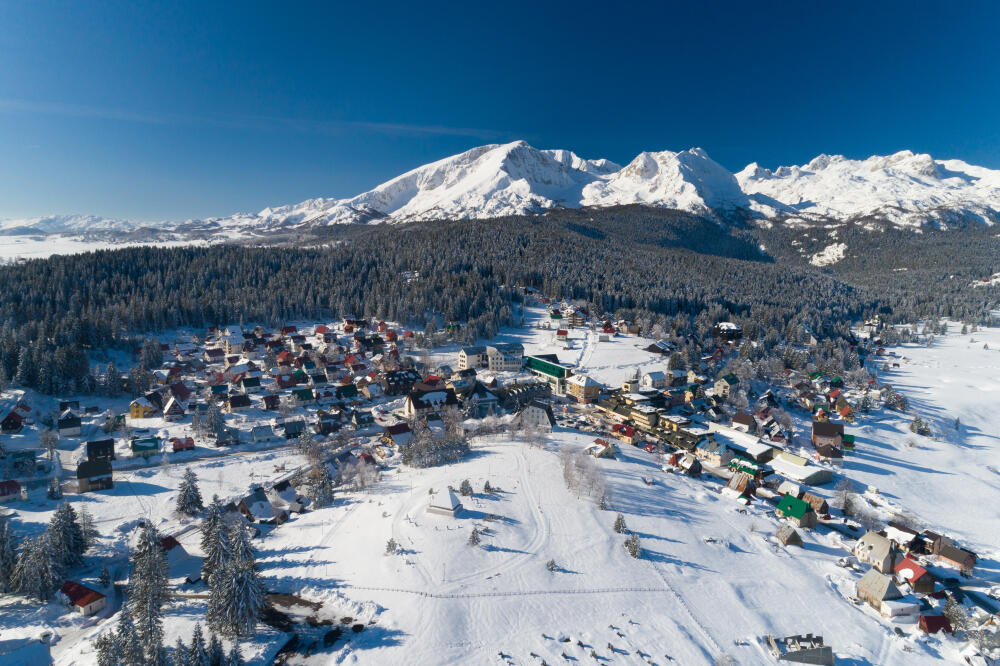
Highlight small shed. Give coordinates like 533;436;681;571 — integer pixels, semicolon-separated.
775;524;802;548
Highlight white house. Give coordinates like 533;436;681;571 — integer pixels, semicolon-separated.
59;581;107;616
640;371;667;390
458;346;486;371
485;343;524;372
514;400;556;432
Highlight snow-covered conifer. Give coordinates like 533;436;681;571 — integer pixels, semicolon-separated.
207;560;267;637
10;533;62;600
0;518;17;591
176;467;205;516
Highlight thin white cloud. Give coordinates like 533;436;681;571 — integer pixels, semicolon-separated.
0;97;505;139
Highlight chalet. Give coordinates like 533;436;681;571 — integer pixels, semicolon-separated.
171;437;195;452
382;423;413;447
77;459;113;492
811;421;844;458
130;437;160;458
59;581;107;616
0;480;22;500
584;439;618;459
566;373;600;403
334;383;358;401
883;521;921;552
713;374;739;398
227;394;251;412
555;329;568;342
382;369;422;396
261;394;280;411
403;386;459;419
693;439;732;467
669;452;702;477
202;348;226;363
238;487;286;524
640;371;667;390
713;321;743;340
463;383;500;418
162;397;185;421
938;544;977;574
611;423;637;445
731;412;757;434
351;409;375;429
57;409;82;437
775;524;802;547
801;492;829;515
85;439;115;462
281;419;306;439
1;411;24;433
855;531;898;573
894;556;935;595
856;569;903;613
724;471;757;501
292;387;315;404
240;376;262;393
168;381;192;403
918;615;953;635
251;425;276;443
315;411;341;435
514;400;556;432
776;494;817;528
267;480;304;514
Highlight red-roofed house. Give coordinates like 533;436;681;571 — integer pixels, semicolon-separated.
894;556;935;594
611;423;636;445
918;615;952;635
59;581;106;616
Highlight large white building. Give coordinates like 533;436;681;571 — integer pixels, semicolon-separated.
485;343;524;372
458;346;486;370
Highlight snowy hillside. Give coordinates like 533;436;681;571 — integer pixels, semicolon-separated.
737;151;1000;229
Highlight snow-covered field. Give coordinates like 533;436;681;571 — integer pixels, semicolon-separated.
0;235;213;261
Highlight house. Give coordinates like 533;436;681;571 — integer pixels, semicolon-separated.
350;409;375;429
381;368;422;396
713;374;739;398
292;387;315;404
129;397;156;419
426;487;463;517
334;383;359;401
162;397;185;421
238;487;286;524
776;494;817;528
1;411;23;433
693;439;732;467
918;615;953;635
731;412;757;434
630;405;658;430
811;421;844;458
585;439;618;459
57;409;82;437
724;472;757;501
382;423;413;447
0;480;23;499
640;371;667;390
240;376;262;393
555;329;568;342
775;524;802;548
611;423;637;445
266;480;304;513
463;383;500;418
59;581;107;616
894;556;935;595
77;458;114;492
883;521;921;552
250;425;276;443
513;400;556;432
281;419;306;439
855;531;898;573
766;634;833;665
227;394;251;412
261;394;280;411
458;346;486;370
938;543;976;574
856;568;903;612
85;439;115;462
403;386;459;418
669;452;702;477
801;492;829;515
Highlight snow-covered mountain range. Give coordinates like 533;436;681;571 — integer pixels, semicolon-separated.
5;141;1000;239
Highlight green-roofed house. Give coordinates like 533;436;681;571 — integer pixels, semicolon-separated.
292;387;315;404
335;383;359;400
776;493;817;528
130;437;160;459
713;373;740;399
549;310;562;321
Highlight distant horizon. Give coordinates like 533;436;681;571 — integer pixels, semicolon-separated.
2;1;998;220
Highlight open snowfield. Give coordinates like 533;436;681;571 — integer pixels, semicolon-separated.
0;235;215;261
847;327;1000;558
251;430;954;665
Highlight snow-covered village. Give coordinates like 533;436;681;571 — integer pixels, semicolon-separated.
1;296;999;665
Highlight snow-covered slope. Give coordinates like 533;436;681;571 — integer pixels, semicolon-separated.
737;150;1000;228
9;144;1000;248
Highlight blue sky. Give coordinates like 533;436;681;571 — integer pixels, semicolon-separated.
1;1;998;220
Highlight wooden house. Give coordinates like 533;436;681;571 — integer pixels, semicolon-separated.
776;494;817;528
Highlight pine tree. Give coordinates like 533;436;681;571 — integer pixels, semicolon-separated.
99;562;111;587
467;526;481;547
624;533;641;559
128;522;169;662
385;537;398;555
207;632;225;666
10;533;62;600
207;560;267;637
483;480;493;493
176;467;205;516
306;464;335;508
228;523;256;569
94;632;117;666
189;623;210;666
225;642;244;666
0;518;17;592
202;521;233;587
48;502;86;566
78;506;98;551
613;513;627;534
459;479;473;497
170;637;189;666
117;601;144;666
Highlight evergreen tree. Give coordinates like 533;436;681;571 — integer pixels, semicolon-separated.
10;532;62;600
385;537;398;555
117;600;144;666
189;623;210;666
170;637;189;666
99;562;111;587
459;479;473;497
0;518;17;592
624;533;641;558
128;522;169;662
48;502;86;566
78;506;99;551
467;526;481;547
225;642;244;666
228;523;256;569
176;467;205;516
613;513;627;534
207;632;225;666
94;631;117;666
305;464;335;509
202;521;233;588
207;560;268;637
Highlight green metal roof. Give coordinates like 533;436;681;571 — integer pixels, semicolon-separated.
777;494;813;520
525;355;570;379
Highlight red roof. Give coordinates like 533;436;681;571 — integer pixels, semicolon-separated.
0;480;21;496
895;556;930;582
159;535;181;551
918;615;952;634
612;424;635;437
556;329;568;336
315;325;328;334
60;581;105;607
386;423;411;435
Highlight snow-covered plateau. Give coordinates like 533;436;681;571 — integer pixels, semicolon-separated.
4;142;1000;258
